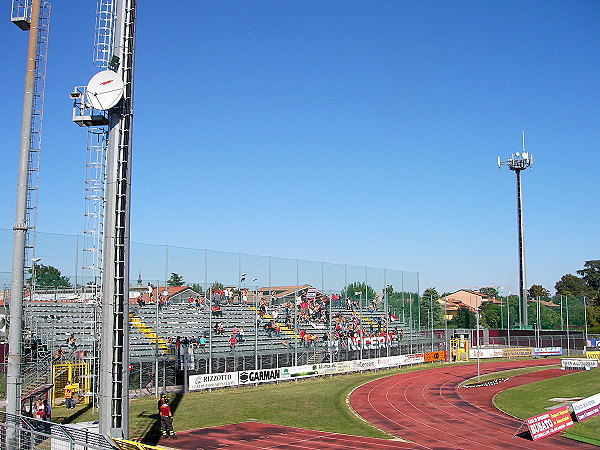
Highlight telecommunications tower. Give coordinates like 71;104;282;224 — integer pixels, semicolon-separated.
70;0;136;438
7;0;50;422
498;132;533;328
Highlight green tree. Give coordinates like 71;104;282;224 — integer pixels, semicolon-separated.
167;272;185;287
555;274;594;298
479;287;498;299
189;283;204;294
479;302;501;328
577;260;600;291
528;284;550;299
209;281;224;292
384;286;418;317
450;306;477;328
341;282;377;303
29;264;72;288
420;288;445;327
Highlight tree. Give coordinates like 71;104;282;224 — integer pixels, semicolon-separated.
450;306;476;328
479;287;498;299
29;264;72;288
189;283;204;294
528;284;550;299
167;272;185;287
209;281;224;292
555;274;594;298
479;302;501;329
577;260;600;291
420;288;445;327
341;282;377;302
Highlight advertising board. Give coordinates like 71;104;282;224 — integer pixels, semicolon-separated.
572;393;600;422
189;371;239;391
469;348;503;359
238;368;282;385
424;351;447;362
349;358;378;372
561;358;599;371
585;351;600;360
502;347;532;358
525;406;574;440
532;347;562;356
281;364;319;380
403;353;425;365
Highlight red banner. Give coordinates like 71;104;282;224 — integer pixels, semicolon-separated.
526;406;574;440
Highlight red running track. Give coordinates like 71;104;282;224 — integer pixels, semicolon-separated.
349;359;593;449
157;421;414;449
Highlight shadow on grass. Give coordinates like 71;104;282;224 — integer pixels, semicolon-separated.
139;392;184;445
59;404;92;424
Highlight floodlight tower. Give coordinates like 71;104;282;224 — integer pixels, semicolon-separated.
498;132;533;328
7;0;50;426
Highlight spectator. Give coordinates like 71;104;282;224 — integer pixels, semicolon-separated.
199;335;206;353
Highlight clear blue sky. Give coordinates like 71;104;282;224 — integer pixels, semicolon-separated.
1;1;598;295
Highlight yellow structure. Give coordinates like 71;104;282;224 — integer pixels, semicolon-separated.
112;439;164;450
52;361;90;407
450;337;469;361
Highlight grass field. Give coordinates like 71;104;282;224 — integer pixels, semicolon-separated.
493;369;600;446
52;362;465;440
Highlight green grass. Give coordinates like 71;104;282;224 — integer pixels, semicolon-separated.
461;364;559;386
493;369;600;445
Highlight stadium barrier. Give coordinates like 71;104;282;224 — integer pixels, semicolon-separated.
586;351;600;360
189;351;447;391
572;393;600;422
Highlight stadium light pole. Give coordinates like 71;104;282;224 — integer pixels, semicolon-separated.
253;278;258;370
566;296;570;356
583;296;588;345
430;295;434;352
476;306;480;382
355;291;363;360
409;294;413;353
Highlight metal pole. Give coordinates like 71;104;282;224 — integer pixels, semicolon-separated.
430;295;434;352
155;282;159;397
476;307;480;382
583;296;588;344
409;294;413;353
7;0;41;423
507;294;511;347
254;285;258;369
444;297;448;357
515;169;528;328
566;296;570;356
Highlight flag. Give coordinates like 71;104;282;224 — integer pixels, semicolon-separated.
389;313;398;322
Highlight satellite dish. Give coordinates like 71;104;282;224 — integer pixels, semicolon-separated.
86;70;124;110
515;152;520;157
522;152;529;160
497;156;501;169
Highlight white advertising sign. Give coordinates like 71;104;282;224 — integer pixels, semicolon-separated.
189;371;239;391
469;348;504;359
561;358;598;370
238;368;282;385
281;364;319;380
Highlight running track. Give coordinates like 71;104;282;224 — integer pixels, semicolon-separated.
349;358;593;449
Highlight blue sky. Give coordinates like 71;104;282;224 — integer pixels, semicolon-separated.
1;1;598;295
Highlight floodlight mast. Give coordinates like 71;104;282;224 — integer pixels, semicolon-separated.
498;132;533;329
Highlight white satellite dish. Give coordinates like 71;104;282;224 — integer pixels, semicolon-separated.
86;70;124;110
515;152;520;157
522;152;529;160
497;156;501;169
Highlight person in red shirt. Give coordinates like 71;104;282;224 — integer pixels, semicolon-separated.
158;394;175;438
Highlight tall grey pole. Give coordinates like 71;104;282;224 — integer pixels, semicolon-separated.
583;296;588;344
476;307;480;382
7;0;41;422
99;0;136;438
515;169;528;328
155;281;159;397
566;296;570;356
507;296;510;347
430;295;434;352
409;294;413;353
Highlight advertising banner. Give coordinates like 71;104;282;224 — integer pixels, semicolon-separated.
585;351;600;360
281;364;319;380
532;347;563;356
572;393;600;422
424;351;447;363
469;348;503;359
347;336;389;350
238;368;282;385
561;358;599;371
189;371;239;391
587;339;600;347
502;347;532;358
317;361;350;375
403;353;425;365
350;358;378;372
526;406;574;440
